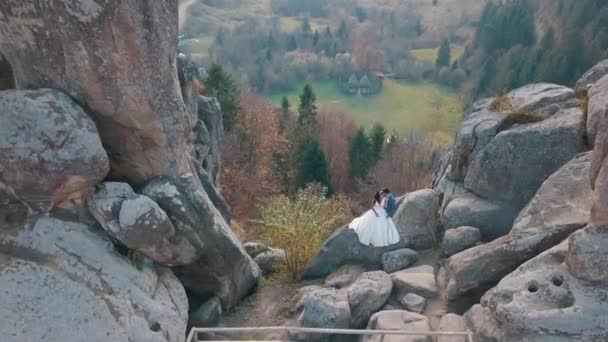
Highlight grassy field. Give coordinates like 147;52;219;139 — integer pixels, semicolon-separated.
268;80;463;144
411;45;465;63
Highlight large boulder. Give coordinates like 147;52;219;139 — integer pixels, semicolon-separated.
442;193;519;240
324;264;367;289
0;89;109;211
437;314;467;342
198;95;225;186
347;271;393;328
88;182;197;266
141;176;260;309
586;75;608;146
399;293;426;314
301;288;351;341
438;153;592;300
253;248;287;275
0;217;188;342
442;226;481;257
464;107;585;209
575;59;608;92
304;227;406;279
0;0;190;185
393;189;440;250
391;265;438;299
189;296;222;328
567;225;608;283
381;248;419;273
363;311;432;342
466;240;608;341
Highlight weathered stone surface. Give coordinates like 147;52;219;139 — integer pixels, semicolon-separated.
466;240;608;341
465;107;585;208
0;217;188;342
391;265;438;299
442;227;481;256
0;0;190;184
587;75;608;145
0;53;13;90
393;189;440;250
197;166;232;223
567;225;608;283
382;248;419;273
198;95;225;186
141;176;260;309
575;59;608;92
0;89;108;211
88;182;197;266
438;153;593;300
243;242;269;258
177;53;200;122
363;311;432;342
442;193;519;240
400;293;426;314
301;288;351;341
505;83;578;119
292;285;325;314
437;314;466;342
325;264;367;289
253;248;287;275
347;271;393;328
304;227;406;279
189;296;222;328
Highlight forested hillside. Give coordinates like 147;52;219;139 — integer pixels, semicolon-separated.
462;0;608;101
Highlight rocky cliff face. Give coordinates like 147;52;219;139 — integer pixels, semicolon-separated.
0;1;258;341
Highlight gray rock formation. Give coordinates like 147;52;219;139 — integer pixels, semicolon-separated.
382;248;419;273
586;74;608;145
198;95;225;187
393;189;440;250
253;248;287;275
438;153;592;300
391;265;438;299
575;59;608;92
141;176;260;309
567;225;608;283
347;271;393;328
189;296;222;328
437;314;467;342
304;227;406;279
0;0;190;185
243;242;269;258
325;264;367;289
442;227;481;256
0;89;109;212
400;293;426;314
363;311;432;342
301;288;351;341
466;240;608;341
0;217;188;342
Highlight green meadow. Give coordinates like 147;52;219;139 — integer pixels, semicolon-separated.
411;45;465;63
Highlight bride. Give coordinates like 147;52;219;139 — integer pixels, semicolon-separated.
349;191;401;247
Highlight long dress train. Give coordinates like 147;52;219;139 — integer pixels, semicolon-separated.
348;203;400;247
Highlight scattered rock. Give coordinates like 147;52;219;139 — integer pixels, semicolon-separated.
391;265;438;299
567;225;608;283
254;248;287;275
189;297;222;328
382;248;419;273
393;189;440;250
442;227;481;256
0;89;109;211
301;288;351;341
400;293;426;314
304;227;406;279
363;311;432;342
438;153;592;300
244;242;269;258
437;314;467;342
575;59;608;92
586;75;608;145
466;240;608;341
292;285;325;314
142;176;260;309
325;264;367;289
442;193;519;240
347;271;393;328
0;217;188;342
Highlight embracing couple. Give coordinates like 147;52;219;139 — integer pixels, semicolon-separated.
348;188;401;247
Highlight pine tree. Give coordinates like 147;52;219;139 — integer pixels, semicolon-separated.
301;18;312;36
436;39;451;68
287;35;297;51
297;84;318;142
295;139;332;193
203;63;239;131
349;128;373;179
279;96;290;133
369;123;386;163
313;30;320;46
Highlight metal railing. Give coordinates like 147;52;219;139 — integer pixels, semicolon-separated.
187;326;475;342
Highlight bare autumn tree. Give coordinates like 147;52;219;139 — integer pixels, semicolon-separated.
318;109;358;193
222;89;288;224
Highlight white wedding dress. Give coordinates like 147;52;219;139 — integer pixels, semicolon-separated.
349;201;401;247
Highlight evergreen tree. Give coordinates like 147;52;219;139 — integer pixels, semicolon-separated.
203;63;239;131
313;30;320;46
369;123;387;163
295;139;332;193
297;84;318;142
215;28;225;45
279;96;290;133
301;18;312;36
337;20;348;39
436;39;451;68
324;26;333;39
349;128;373;179
287;35;297;51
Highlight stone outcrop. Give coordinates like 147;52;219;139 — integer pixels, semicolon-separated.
301;288;351;341
442;226;481;256
364;311;432;342
381;248;418;273
438;153;592;300
400;293;426;314
0;0;190;185
0;89;109;212
0;217;188;342
253;248;287;275
347;271;393;328
393;189;440;250
437;314;467;342
585;75;608;145
575;59;608;92
189;296;222;328
391;265;438;299
325;265;367;289
304;227;407;279
466;240;608;341
567;225;608;283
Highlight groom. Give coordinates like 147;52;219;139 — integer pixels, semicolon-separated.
382;188;397;218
